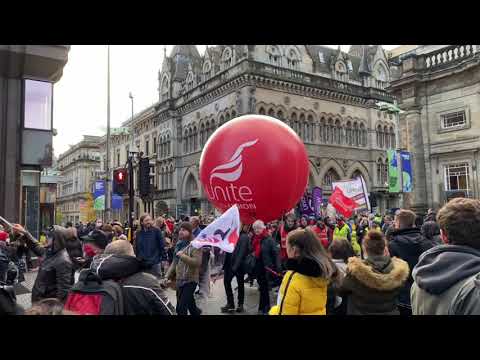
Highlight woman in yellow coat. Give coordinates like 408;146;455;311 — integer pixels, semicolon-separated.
269;228;338;315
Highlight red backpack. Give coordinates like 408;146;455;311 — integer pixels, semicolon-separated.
64;269;124;315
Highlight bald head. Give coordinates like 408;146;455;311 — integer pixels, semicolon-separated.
105;240;135;257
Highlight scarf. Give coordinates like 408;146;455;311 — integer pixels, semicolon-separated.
173;239;190;262
252;229;268;259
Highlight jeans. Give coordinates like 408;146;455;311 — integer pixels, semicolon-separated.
176;282;201;316
224;267;245;308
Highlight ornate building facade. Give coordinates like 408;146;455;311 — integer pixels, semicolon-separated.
101;45;400;220
389;45;480;213
56;135;102;224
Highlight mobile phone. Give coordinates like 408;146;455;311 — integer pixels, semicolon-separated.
0;216;13;229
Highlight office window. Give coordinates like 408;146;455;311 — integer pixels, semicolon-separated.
441;111;466;129
153;137;157;154
145;140;149;156
445;163;470;192
24;79;53;130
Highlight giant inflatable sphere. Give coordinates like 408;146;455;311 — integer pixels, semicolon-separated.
199;114;309;224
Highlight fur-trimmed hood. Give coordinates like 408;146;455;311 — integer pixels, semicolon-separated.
347;256;409;291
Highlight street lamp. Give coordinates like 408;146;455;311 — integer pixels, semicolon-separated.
105;45;112;222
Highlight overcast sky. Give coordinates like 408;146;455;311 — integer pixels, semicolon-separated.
53;45;398;157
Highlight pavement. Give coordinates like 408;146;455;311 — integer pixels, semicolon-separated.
16;267;276;315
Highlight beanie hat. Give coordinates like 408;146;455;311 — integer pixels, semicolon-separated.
81;229;108;250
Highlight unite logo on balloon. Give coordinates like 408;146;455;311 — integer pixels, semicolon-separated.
206;139;258;210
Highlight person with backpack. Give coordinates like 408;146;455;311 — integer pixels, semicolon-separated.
31;226;76;304
165;222;202;315
269;228;338;315
65;240;175;315
221;224;250;314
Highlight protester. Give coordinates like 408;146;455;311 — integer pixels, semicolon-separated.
251;220;280;315
388;209;433;315
64;227;83;270
420;221;442;248
327;239;356;315
221;224;250;314
338;230;409;315
112;225;127;241
165;222;202;315
89;240;175;315
191;216;212;303
299;216;308;229
269;228;338;315
333;216;351;243
80;229;109;268
31;226;75;304
411;198;480;315
101;224;114;243
308;218;329;249
276;214;297;267
135;214;165;278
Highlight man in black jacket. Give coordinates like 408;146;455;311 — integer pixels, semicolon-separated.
31;225;75;304
388;209;434;315
221;224;250;314
91;240;175;315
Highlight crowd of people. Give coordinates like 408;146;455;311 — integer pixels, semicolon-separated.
1;197;480;315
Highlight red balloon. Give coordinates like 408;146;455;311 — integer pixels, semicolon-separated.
199;114;309;224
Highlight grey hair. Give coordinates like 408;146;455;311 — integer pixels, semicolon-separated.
252;220;265;230
105;240;135;257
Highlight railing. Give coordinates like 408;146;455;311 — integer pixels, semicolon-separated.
424;45;477;69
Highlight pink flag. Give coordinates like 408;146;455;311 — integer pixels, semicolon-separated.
191;205;240;253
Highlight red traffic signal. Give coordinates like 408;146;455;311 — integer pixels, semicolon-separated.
113;168;128;195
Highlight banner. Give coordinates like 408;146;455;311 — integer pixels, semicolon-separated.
401;151;413;193
93;180;105;211
298;191;315;217
331;177;370;214
112;194;123;210
388;149;400;193
191;205;240;253
312;187;323;218
328;186;358;219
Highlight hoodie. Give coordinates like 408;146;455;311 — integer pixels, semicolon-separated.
388;227;434;307
90;254;175;315
411;245;480;315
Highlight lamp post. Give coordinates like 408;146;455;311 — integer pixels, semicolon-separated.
127;92;135;241
105;45;111;222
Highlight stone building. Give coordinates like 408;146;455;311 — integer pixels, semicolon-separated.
0;45;69;237
56;135;102;224
101;45;401;221
389;45;480;213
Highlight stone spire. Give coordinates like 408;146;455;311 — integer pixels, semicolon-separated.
359;46;371;76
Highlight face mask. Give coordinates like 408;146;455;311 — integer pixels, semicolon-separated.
83;244;97;258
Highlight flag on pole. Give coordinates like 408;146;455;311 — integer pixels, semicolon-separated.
328;186;358;219
191;205;240;253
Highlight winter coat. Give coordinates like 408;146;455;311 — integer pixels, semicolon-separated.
223;232;250;274
258;234;281;273
269;257;329;315
90;253;175;315
135;227;165;267
411;245;480;315
388;227;433;307
31;226;75;303
338;255;409;315
166;243;202;287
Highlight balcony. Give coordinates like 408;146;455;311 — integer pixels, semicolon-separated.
421;45;477;70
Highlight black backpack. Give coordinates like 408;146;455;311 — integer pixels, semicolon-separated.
64;269;124;315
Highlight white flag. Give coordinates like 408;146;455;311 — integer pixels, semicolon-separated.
191;205;240;253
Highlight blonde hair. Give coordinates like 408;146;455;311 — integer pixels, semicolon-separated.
105;240;135;257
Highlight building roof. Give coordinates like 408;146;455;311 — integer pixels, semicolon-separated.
169;45;201;59
305;45;363;81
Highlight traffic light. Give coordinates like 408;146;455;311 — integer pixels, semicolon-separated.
139;158;151;197
113;168;128;195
